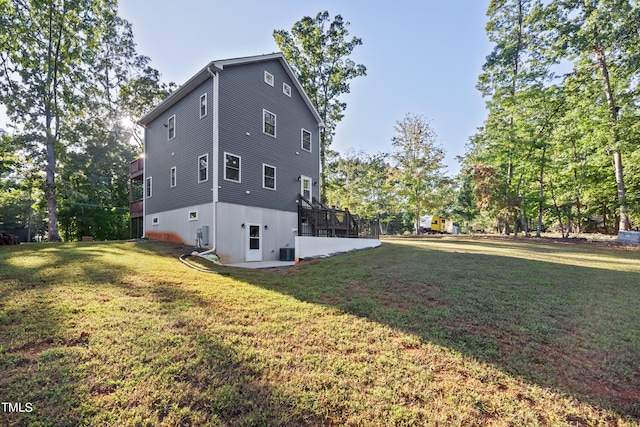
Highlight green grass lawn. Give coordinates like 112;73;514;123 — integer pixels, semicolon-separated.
1;237;639;426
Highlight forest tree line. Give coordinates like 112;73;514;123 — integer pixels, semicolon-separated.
1;1;638;242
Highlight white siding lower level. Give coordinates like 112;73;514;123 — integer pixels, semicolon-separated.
145;203;214;247
145;202;297;264
217;202;297;264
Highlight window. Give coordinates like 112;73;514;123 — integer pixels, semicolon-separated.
200;93;207;118
168;115;175;140
283;82;291;97
301;176;312;200
170;167;176;188
188;210;198;221
146;177;152;198
301;129;312;152
263;164;276;190
225;153;241;182
152;216;159;225
264;71;274;86
198;154;208;183
263;109;276;137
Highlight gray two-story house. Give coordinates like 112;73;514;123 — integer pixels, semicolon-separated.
138;53;323;263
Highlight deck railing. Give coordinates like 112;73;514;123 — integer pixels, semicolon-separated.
130;199;143;218
297;195;379;239
130;158;144;178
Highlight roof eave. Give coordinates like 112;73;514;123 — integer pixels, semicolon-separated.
138;62;222;126
137;53;324;129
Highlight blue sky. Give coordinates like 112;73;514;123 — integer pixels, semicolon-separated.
118;0;494;176
2;1;493;176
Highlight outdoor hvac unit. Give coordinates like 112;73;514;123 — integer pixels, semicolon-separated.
280;248;295;261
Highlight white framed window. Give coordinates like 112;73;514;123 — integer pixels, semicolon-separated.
170;166;176;188
200;93;207;118
168;115;175;140
301;175;312;200
188;210;198;221
301;129;312;152
224;152;241;182
264;71;274;86
263;109;276;137
152;216;159;226
283;82;291;97
198;154;208;183
146;176;152;198
263;164;276;190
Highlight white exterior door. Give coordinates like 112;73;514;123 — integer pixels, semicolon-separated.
245;224;263;262
301;175;312;200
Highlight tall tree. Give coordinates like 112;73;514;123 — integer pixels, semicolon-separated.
325;150;395;220
391;113;447;234
544;0;640;231
477;0;550;235
0;0;120;241
451;171;480;233
273;11;367;199
118;67;176;152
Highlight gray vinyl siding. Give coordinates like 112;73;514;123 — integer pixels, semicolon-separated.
218;60;320;213
145;80;214;215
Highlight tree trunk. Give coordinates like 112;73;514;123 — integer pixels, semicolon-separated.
593;45;629;231
537;146;546;237
613;150;629;230
45;129;61;242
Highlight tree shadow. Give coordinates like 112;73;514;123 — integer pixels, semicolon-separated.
0;242;328;426
228;240;640;420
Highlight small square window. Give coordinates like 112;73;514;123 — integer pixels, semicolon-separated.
264;71;274;87
200;94;207;118
283;82;291;97
301;129;312;152
263;164;276;190
188;210;198;221
263;109;276;137
225;153;241;182
168;115;175;140
170;167;176;188
152;216;159;225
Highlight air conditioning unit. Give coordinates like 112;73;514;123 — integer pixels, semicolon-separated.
279;247;294;261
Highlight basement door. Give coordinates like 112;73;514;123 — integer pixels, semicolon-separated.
245;223;263;262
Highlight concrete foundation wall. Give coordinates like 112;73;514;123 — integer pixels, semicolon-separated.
216;202;297;264
295;236;381;261
145;203;213;246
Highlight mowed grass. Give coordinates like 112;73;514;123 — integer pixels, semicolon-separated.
0;238;638;426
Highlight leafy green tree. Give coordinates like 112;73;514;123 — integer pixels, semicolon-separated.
119;66;176;152
391;113;447;234
0;131;46;241
325;151;396;227
451;172;479;233
0;0;131;241
544;0;640;231
476;0;551;235
56;112;136;241
274;11;367;199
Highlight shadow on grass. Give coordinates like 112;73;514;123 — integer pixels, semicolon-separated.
0;242;327;426
0;243;131;426
228;239;640;419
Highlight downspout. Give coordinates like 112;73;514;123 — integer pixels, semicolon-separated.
203;65;219;255
318;124;324;201
142;125;147;239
